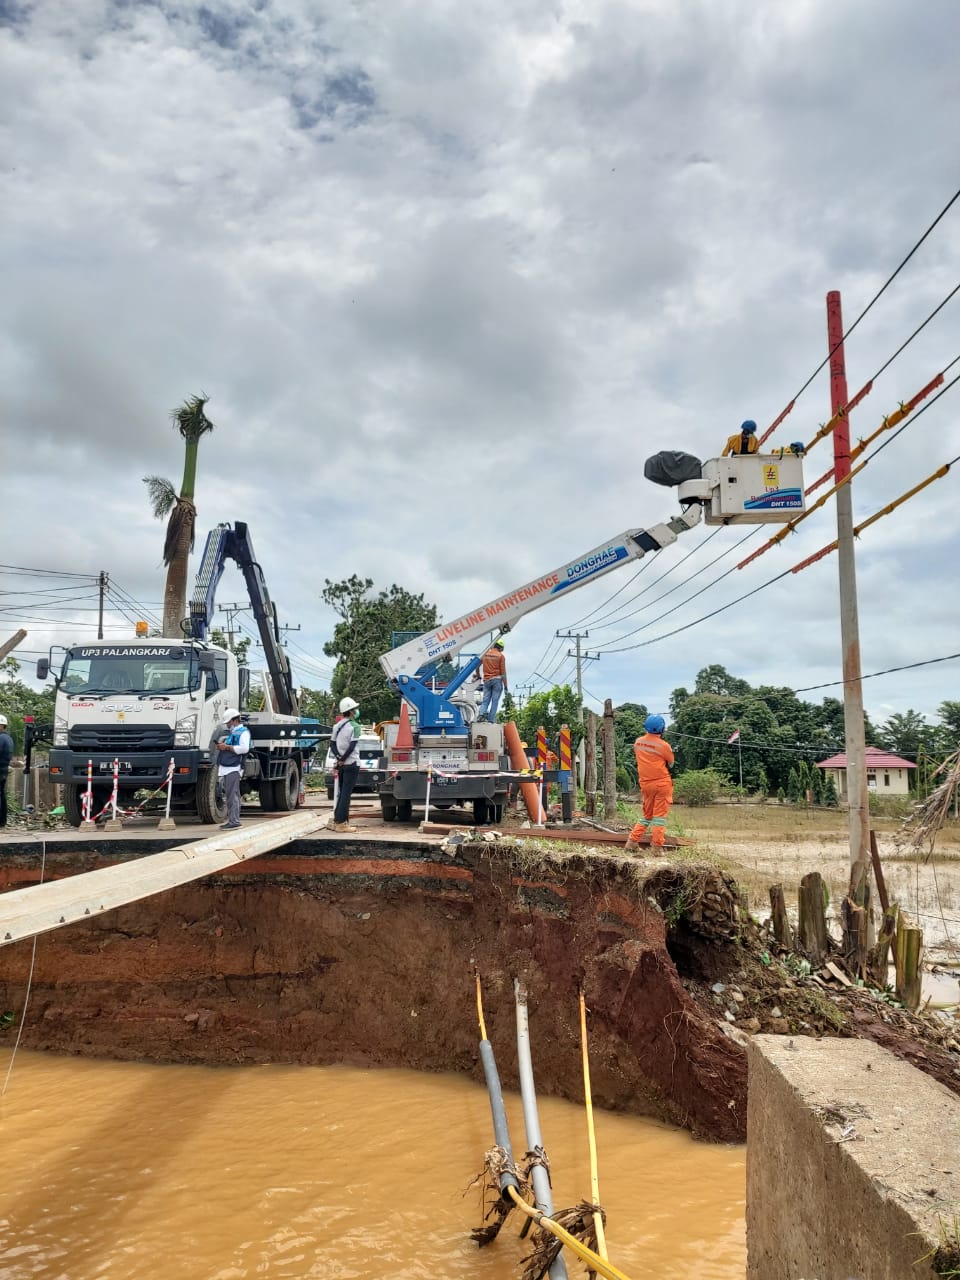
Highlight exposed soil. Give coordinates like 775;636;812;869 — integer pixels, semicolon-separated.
1;822;957;1145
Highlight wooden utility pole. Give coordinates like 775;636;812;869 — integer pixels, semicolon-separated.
0;630;28;663
584;710;598;816
602;698;617;819
827;293;873;933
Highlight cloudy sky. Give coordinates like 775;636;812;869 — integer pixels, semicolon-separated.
2;0;959;730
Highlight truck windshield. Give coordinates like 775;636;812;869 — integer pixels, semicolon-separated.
60;646;198;696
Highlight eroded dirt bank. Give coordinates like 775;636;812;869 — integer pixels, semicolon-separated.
0;838;748;1141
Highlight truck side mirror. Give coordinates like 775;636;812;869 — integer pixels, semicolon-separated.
239;667;250;709
197;652;217;671
36;658;49;680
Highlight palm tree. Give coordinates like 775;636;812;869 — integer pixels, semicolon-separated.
143;394;216;638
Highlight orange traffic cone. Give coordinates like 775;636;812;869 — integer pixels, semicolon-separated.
396;701;414;750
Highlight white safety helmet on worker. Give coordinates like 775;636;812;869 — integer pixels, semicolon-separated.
339;696;360;714
0;714;8;726
223;708;242;722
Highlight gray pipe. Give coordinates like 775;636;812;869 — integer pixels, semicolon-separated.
478;1038;521;1200
515;979;569;1280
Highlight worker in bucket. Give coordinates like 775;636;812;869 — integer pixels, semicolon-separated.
721;419;759;457
624;714;674;854
330;696;361;832
217;708;251;831
477;638;507;722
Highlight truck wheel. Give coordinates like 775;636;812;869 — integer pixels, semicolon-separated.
273;761;300;812
64;784;112;827
197;767;227;824
473;798;490;826
63;784;85;828
258;782;276;812
489;802;504;824
380;796;398;822
397;799;413;822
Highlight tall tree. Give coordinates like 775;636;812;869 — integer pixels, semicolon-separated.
322;575;439;724
143;393;216;638
878;709;930;759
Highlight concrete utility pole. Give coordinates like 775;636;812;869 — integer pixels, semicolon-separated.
515;681;535;711
827;291;872;938
218;603;249;652
97;571;108;640
556;630;599;723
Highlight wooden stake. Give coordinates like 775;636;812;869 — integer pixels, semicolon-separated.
867;905;897;987
798;872;830;965
894;914;923;1010
869;830;889;913
769;884;792;949
584;709;598;818
602;699;617;821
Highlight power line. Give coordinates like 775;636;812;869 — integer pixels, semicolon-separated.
760;183;960;441
0;564;97;579
791;651;960;694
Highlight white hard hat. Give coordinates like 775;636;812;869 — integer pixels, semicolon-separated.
339;696;359;714
223;707;242;721
0;714;7;726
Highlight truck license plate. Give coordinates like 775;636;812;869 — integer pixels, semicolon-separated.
99;761;132;772
433;774;458;787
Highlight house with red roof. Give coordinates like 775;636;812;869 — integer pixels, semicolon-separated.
816;746;915;799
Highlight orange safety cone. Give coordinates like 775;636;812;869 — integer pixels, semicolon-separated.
396;701;414;750
504;720;545;824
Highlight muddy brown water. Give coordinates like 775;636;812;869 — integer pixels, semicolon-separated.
0;1051;745;1279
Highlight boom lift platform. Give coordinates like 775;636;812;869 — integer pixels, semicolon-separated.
374;450;805;824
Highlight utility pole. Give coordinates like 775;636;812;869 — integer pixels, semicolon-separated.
828;290;872;971
556;630;599;723
97;571;109;640
0;630;28;663
218;603;249;652
279;623;301;647
515;681;535;711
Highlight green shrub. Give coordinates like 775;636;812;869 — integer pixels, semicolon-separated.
672;768;723;807
867;793;915;818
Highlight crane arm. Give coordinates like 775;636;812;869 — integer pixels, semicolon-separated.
379;503;703;682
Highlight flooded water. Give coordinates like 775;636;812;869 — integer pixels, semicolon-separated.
0;1052;745;1279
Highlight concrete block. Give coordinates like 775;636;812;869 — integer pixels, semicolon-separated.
747;1034;960;1280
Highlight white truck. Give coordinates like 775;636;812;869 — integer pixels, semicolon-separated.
374;448;805;823
42;522;326;826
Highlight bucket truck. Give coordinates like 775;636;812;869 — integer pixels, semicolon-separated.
43;522;327;826
374;449;805;823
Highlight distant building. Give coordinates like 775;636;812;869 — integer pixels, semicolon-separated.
816;747;915;800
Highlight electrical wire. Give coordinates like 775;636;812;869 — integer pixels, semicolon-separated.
791;651;960;694
759;183;960;441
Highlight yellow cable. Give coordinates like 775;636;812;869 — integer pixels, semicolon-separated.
579;989;608;1260
475;970;487;1042
506;1188;634;1280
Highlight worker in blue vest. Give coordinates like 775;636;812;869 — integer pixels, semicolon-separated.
217;708;251;830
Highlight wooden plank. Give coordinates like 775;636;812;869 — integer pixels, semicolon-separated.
0;812;328;947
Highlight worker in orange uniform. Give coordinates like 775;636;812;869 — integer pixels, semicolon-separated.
721;419;759;457
477;638;507;722
624;714;674;854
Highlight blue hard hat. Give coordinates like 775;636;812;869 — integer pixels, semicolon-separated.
740;420;757;434
645;714;666;734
